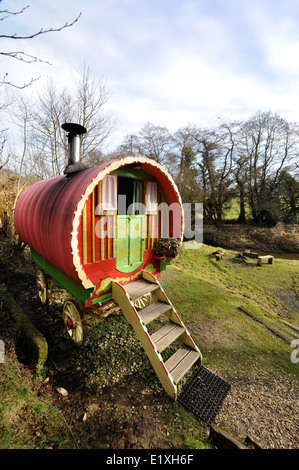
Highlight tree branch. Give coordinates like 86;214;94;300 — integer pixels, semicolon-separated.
0;4;81;88
0;12;82;40
0;51;51;64
0;5;29;21
1;73;40;89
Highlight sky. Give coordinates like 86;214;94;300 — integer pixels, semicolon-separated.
2;0;299;150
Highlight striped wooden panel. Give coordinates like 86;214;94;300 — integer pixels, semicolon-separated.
80;184;170;265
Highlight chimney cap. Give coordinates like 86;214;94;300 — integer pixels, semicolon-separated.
62;122;87;135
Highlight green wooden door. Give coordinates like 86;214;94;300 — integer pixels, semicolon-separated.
116;216;130;269
116;215;145;273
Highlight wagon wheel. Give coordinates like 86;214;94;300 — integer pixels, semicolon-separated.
63;300;86;347
36;269;49;306
134;293;151;310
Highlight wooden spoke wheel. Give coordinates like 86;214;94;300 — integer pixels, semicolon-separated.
63;300;86;347
36;269;49;306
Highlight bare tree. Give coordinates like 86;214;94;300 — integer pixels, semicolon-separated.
172;125;200;200
0;2;81;89
234;152;248;223
172;126;193;181
116;133;143;157
33;79;73;177
137;122;173;167
8;95;45;177
116;122;174;170
0;1;81;179
0;95;48;238
113;114;299;226
0;129;8;169
9;66;117;178
190;125;234;224
238;111;299;224
75;64;118;162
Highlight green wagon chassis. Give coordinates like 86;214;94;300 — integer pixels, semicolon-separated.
33;248;163;347
33;248;202;401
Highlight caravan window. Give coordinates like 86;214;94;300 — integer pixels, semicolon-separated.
97;175;158;215
97;175;117;214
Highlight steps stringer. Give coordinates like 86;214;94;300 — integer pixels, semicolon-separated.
111;280;178;400
142;271;202;357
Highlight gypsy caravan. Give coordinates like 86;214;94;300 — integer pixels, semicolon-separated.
14;123;202;400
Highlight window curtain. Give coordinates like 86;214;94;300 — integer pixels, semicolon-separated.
102;175;117;211
146;182;158;212
132;180;143;215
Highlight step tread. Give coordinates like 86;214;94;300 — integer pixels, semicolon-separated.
151;322;185;352
139;301;172;325
124;280;159;300
165;346;201;383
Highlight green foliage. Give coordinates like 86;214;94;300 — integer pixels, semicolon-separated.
74;313;161;393
1;233;298;449
0;357;73;449
276;171;299;223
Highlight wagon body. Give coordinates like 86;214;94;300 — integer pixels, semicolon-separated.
14;156;184;309
14;150;203;400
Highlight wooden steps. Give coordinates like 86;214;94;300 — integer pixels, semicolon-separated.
112;271;202;400
151;323;185;352
165;346;201;383
124;279;160;300
139;301;172;325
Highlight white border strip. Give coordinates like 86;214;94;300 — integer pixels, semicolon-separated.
71;156;184;289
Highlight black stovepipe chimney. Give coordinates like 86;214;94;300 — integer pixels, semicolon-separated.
62;122;88;174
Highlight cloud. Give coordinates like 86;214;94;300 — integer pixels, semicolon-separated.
3;0;299;151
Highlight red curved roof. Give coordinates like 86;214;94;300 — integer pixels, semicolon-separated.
14;157;183;288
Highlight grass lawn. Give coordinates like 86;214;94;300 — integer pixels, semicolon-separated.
0;239;298;449
160;243;299;379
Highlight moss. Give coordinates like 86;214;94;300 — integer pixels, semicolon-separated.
0;284;48;372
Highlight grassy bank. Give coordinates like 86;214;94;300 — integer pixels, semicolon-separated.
161;243;299;378
0;238;298;449
203;222;299;253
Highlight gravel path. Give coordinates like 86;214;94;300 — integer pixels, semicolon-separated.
214;368;299;449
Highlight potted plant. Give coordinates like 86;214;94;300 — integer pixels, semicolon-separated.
155;237;180;258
